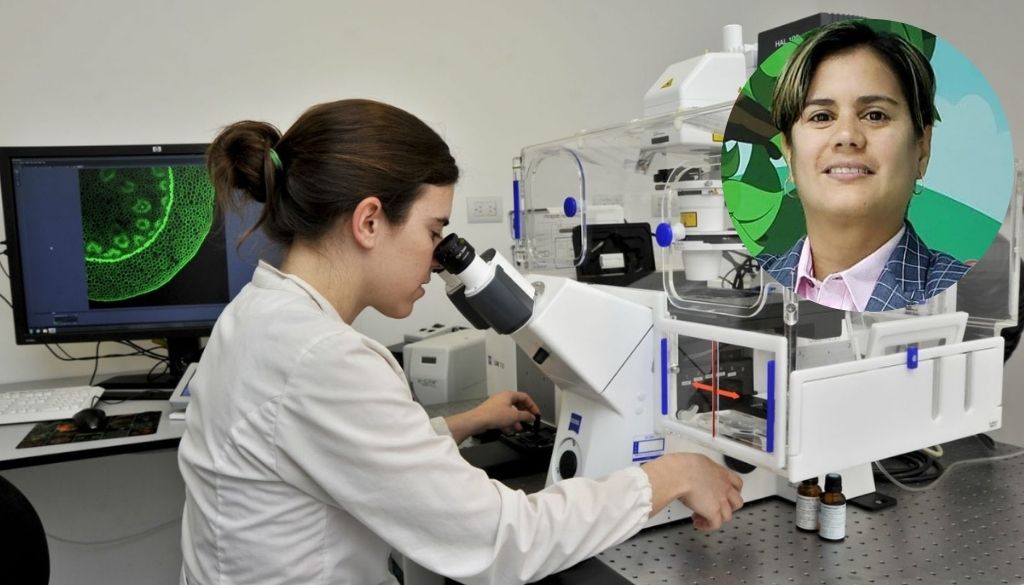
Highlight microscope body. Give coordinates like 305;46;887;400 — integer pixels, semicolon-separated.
507;276;655;479
511;275;829;527
435;233;1001;527
435;236;819;526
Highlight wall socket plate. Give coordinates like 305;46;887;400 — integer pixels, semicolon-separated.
467;196;503;223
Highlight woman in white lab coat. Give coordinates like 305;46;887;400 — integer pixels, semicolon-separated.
177;98;743;585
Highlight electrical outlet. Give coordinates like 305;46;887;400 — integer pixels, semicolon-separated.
467;196;502;223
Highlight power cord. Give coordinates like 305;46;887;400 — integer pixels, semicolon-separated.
874;441;1024;493
872;450;944;485
0;244;12;308
89;341;101;385
42;340;170;387
44;341;168;364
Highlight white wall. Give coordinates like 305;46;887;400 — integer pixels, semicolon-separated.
1;2;1022;584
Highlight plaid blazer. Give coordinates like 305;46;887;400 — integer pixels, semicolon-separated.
757;223;970;312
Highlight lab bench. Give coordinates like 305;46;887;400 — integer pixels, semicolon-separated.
423;403;1024;584
446;419;1023;584
551;437;1024;585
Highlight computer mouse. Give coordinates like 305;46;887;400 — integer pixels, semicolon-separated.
72;407;108;432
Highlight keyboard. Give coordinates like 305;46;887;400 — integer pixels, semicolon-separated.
0;385;106;425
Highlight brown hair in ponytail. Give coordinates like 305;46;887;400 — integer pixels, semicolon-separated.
207;99;459;246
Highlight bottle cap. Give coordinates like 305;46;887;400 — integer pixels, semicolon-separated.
801;477;819;486
824;473;842;492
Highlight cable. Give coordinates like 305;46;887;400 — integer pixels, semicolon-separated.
678;346;707;377
88;341;101;385
873;450;944;485
717;253;757;291
0;245;12;307
145;358;170;381
975;433;997;450
731;257;757;290
44;344;75;361
43;342;165;362
718;252;747;288
666;166;690;184
874;448;1024;493
41;340;170;392
0;252;9;278
45;515;180;546
119;340;169;361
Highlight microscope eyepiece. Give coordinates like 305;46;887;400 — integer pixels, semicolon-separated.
434;233;476;274
434;232;535;334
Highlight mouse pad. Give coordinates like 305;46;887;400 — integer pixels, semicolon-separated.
16;411;162;449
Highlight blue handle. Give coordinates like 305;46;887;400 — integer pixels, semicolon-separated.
907;345;919;369
766;359;775;454
513;179;521;240
660;338;668;416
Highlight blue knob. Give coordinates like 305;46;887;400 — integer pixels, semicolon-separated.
655;222;674;248
563;197;578;218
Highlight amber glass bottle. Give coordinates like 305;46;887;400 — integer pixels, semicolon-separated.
795;477;821;531
818;473;846;541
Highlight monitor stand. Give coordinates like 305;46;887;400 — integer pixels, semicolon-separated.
98;337;203;398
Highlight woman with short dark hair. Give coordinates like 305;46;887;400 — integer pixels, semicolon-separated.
759;21;969;312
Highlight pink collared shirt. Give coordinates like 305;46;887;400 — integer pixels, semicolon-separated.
795;226;905;311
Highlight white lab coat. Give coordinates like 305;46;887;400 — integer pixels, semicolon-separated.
178;262;652;585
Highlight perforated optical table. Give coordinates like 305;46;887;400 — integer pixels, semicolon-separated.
460;437;1024;585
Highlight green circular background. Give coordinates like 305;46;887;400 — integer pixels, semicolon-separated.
81;165;214;302
721;18;1012;264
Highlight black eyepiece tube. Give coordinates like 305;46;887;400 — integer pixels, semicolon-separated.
434;233;476;275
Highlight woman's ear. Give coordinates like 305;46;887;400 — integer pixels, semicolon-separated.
351;196;385;249
917;126;934;178
781;134;793;170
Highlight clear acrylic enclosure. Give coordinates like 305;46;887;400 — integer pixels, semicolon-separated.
516;103;774;317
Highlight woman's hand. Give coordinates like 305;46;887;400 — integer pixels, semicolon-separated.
444;391;540;443
641;452;744;531
473;391;540;433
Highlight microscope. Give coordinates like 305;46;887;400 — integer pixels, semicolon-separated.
435;231;1007;527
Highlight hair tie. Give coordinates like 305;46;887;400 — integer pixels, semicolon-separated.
269;147;284;172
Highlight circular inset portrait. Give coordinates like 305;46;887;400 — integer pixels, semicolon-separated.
721;18;1013;312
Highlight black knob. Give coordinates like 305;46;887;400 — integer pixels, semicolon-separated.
558;450;578;479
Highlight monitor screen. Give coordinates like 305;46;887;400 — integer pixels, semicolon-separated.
0;144;280;387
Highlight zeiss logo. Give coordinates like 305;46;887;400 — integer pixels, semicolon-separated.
568;413;582;434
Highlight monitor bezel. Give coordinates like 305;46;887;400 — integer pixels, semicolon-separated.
0;143;217;346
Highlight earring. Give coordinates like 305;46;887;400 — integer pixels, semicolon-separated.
913;180;924;196
784;174;798;199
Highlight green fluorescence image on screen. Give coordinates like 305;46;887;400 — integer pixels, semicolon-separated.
80;165;215;302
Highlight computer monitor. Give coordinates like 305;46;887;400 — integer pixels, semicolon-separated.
0;143;280;389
